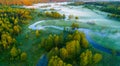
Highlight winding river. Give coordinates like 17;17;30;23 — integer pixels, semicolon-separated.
34;23;120;66
29;20;120;55
25;2;120;66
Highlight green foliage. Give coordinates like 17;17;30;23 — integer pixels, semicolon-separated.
73;30;81;41
41;34;54;51
39;27;102;65
45;11;64;19
60;48;68;60
66;40;80;57
1;32;13;49
36;30;40;37
21;52;27;61
13;25;21;34
84;2;120;19
93;53;102;63
0;6;32;62
42;30;102;66
0;7;32;47
80;49;92;66
48;56;72;66
75;16;79;19
48;47;59;59
10;47;18;57
71;23;79;29
54;35;60;46
41;34;64;51
81;38;89;48
67;34;73;41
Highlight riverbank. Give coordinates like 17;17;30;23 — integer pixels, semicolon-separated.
0;2;119;66
26;2;120;66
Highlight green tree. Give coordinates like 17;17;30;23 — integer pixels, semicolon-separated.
48;56;72;66
36;30;39;37
86;49;92;64
48;47;59;58
54;35;59;47
14;18;18;25
59;34;64;46
81;38;89;48
10;47;18;57
80;52;88;66
67;34;73;41
60;48;68;59
2;40;7;49
66;64;72;66
21;52;27;61
13;25;21;34
75;16;79;19
80;49;93;66
73;30;81;41
7;35;13;44
93;53;102;63
66;40;80;58
71;23;79;29
43;35;54;51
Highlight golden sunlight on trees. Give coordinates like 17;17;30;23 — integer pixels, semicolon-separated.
80;49;92;66
48;56;72;66
81;38;89;48
10;47;18;57
66;40;80;57
13;25;21;34
47;47;59;59
7;35;13;44
60;48;68;60
93;53;102;63
0;6;33;62
45;11;64;19
1;33;13;49
21;52;27;61
36;30;40;37
14;18;18;25
40;29;102;66
73;30;81;41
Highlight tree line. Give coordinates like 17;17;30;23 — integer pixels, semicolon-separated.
83;2;120;20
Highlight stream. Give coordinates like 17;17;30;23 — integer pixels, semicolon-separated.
25;2;120;66
29;20;120;56
34;24;120;66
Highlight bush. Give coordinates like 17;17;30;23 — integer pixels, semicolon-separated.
21;52;27;61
